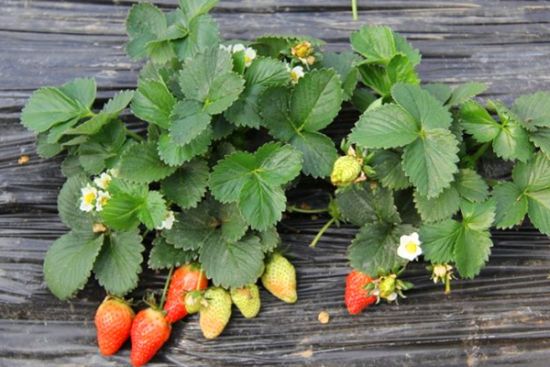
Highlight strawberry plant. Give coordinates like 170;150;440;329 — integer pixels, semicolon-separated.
18;0;550;362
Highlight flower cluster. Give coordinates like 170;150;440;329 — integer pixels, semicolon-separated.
79;170;115;213
219;43;257;67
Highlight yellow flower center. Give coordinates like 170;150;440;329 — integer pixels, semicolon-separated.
83;192;96;204
98;195;109;206
405;242;418;254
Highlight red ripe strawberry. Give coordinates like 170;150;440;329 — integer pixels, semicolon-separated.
130;308;171;367
164;264;208;323
345;270;377;315
94;297;134;356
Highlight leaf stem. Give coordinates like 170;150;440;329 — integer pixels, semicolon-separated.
309;217;337;248
463;142;490;168
126;129;144;142
351;0;358;20
159;266;174;309
287;205;329;214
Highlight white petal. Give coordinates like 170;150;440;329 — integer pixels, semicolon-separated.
232;43;245;53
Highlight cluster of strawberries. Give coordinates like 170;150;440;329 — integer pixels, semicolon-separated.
94;254;297;366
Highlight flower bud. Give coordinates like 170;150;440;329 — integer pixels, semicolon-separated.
291;41;313;59
330;155;363;187
378;274;397;300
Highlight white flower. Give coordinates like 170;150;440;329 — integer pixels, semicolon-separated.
93;172;112;190
156;210;175;230
287;65;305;84
231;43;245;53
397;232;422;261
95;191;111;212
80;184;98;212
243;47;257;67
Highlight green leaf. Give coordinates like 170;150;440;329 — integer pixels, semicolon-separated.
44;231;104;300
394;33;421;66
118;142;177;183
137;191;167;230
100;191;143;231
290;69;343;132
289;131;337;178
356;55;419;97
461;199;495;231
93;229;144;296
257;227;280;253
163;198;247;250
157;129;212;166
178;47;243;114
239;178;286;231
455;168;489;202
179;0;219;19
36;133;63;158
126;3;167;60
174;15;220;60
371;150;410;190
131;79;176;129
349;103;419;149
209;143;302;230
454;226;492;278
420;219;460;263
424;83;452;104
21;88;84;134
161;159;209;209
57;175;95;231
318;51;359;100
512;91;550;130
67;90;134;136
59;78;96;109
447;82;487;106
335;182;400;226
402;129;459;198
148;237;197;270
414;186;460;223
350;26;396;64
391;83;452;130
529;127;550;156
526;189;550;235
200;234;265;288
459;100;500;142
209;151;257;203
225;57;289;128
492;118;532;162
78;121;127;175
348;222;413;276
420;200;495;278
493;182;528;229
512;151;550;191
169;100;211;146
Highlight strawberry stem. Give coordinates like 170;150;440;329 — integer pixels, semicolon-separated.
351;0;358;20
287;205;329;214
159;266;174;309
196;268;204;291
309;217;337;248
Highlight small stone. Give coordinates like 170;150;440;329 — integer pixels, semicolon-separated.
318;311;330;324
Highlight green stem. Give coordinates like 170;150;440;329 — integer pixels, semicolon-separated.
287;205;329;214
126;129;144;142
159;267;174;309
309;217;337;248
463;142;489;168
351;0;358;20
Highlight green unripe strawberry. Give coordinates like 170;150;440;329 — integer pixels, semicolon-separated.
199;287;232;339
261;253;297;303
184;290;202;314
330;155;362;187
230;284;261;318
